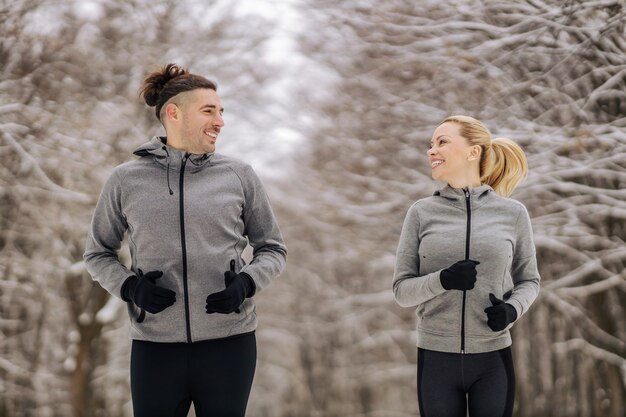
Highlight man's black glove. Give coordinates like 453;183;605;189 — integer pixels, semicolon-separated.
440;260;480;290
121;269;176;314
484;293;518;331
206;260;255;314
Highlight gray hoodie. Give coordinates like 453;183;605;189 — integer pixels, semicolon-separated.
393;184;540;354
84;137;287;343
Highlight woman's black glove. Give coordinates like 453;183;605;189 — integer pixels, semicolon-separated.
440;260;480;290
206;260;255;314
121;269;176;314
484;293;518;331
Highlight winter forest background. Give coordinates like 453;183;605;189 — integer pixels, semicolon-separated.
1;0;625;416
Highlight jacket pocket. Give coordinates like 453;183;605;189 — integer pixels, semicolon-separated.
418;291;459;337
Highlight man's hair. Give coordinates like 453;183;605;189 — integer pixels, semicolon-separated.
140;63;217;121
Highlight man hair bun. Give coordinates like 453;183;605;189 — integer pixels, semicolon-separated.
140;63;217;121
141;63;189;107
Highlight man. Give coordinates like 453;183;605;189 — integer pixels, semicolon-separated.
84;63;287;417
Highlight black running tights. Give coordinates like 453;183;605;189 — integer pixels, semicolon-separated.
130;332;256;417
417;347;515;417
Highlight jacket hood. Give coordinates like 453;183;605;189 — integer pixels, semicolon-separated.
133;136;214;171
433;184;494;209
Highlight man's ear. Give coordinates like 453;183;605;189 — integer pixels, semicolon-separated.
164;103;180;122
468;145;482;161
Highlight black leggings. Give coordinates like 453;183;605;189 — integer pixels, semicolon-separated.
130;332;256;417
417;347;515;417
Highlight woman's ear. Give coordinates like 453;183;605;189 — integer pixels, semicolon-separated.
468;144;482;161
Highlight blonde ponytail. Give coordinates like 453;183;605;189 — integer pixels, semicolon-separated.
482;137;528;197
440;116;528;197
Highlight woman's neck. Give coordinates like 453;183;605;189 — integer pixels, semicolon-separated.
447;179;482;189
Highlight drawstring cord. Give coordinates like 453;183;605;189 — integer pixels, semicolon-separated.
187;153;211;167
162;146;174;195
160;144;212;195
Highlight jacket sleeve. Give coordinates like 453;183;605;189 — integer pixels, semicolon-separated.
392;203;446;307
238;165;287;294
507;204;541;318
83;170;133;299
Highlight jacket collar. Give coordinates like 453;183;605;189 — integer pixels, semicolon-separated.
133;136;214;171
433;184;494;209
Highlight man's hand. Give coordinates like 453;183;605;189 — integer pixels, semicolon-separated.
206;260;255;314
122;269;176;314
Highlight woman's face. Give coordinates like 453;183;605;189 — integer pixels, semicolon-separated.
427;122;479;186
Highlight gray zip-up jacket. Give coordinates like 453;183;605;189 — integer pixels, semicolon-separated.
393;184;540;353
84;136;287;343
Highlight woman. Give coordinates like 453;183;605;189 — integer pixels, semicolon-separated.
392;115;540;417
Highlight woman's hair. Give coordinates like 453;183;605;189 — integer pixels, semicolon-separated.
440;115;528;197
140;63;217;121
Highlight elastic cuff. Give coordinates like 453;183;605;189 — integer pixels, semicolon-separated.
239;272;256;298
431;271;447;293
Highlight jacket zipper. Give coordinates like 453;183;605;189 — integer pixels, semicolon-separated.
179;154;192;343
461;187;472;354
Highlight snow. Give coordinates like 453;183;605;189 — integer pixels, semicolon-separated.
96;296;123;325
73;1;104;21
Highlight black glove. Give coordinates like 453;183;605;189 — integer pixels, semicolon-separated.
121;269;176;314
205;260;255;314
484;293;518;331
440;260;480;290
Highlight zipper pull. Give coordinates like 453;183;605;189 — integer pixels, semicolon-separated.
463;188;470;198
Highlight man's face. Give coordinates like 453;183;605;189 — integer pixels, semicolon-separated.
178;88;224;155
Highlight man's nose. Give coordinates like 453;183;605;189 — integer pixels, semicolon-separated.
214;114;224;127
